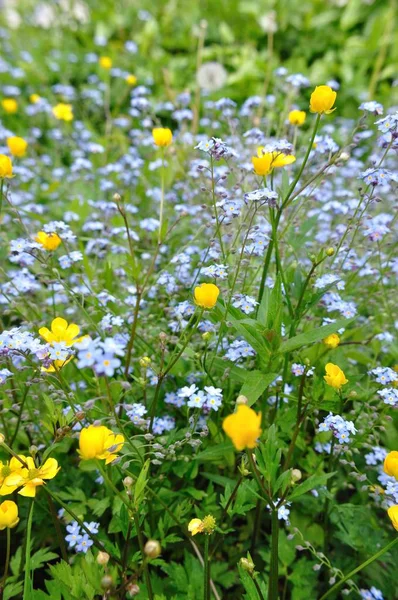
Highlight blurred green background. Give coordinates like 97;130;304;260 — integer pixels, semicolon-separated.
1;0;397;115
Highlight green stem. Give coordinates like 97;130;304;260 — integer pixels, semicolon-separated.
0;179;4;220
158;148;165;244
319;536;398;600
268;509;279;600
132;510;154;600
204;535;211;600
282;113;321;210
23;501;35;600
0;527;11;591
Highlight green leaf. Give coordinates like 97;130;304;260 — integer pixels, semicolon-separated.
240;372;277;405
288;472;336;501
278;319;353;354
134;459;150;508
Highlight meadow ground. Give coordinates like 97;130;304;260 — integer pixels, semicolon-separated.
0;1;397;599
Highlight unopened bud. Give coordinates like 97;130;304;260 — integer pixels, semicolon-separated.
144;539;161;558
239;556;255;574
326;247;335;256
101;575;113;590
236;395;248;405
349;391;358;398
0;433;5;444
126;584;140;597
113;193;122;203
75;411;85;421
139;356;151;367
97;551;110;566
291;469;302;483
123;476;134;488
29;445;38;456
202;331;212;341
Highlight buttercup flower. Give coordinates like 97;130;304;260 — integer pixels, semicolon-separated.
125;74;137;86
222;404;262;451
0;500;19;529
39;317;84;371
384;451;398;480
30;94;41;104
0;458;26;496
252;148;296;176
188;515;216;536
194;283;220;309
323;333;340;349
0;155;13;178
324;363;348;389
39;317;84;346
5;456;60;497
35;231;62;251
52;103;73;121
99;56;112;69
2;99;18;114
78;425;124;464
288;110;306;126
387;505;398;530
152;128;173;147
310;85;337;114
188;518;203;536
7;136;28;158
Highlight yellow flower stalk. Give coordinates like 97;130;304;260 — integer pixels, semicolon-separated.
323;333;340;349
0;500;19;529
222;404;262;451
0;458;26;496
7;136;28;158
0;155;13;179
52;103;73;122
324;363;348;389
99;56;113;69
252;147;296;177
309;85;337;114
2;99;18;114
288;110;306;126
387;505;398;531
78;424;124;464
5;456;60;497
384;451;398;480
152;127;173;147
35;231;62;251
194;283;220;309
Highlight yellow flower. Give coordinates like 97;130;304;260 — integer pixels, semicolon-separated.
152;128;173;147
384;451;398;480
188;515;216;536
99;56;113;69
78;425;124;464
7;136;28;158
39;317;84;346
324;363;348;389
2;98;18;114
194;283;220;309
387;505;398;531
309;85;337;114
30;94;41;104
35;231;62;251
126;74;137;86
288;110;306;126
252;147;296;176
188;518;203;536
52;103;73;122
0;500;19;530
222;404;262;451
0;154;13;178
5;456;60;498
323;333;340;349
0;457;26;496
